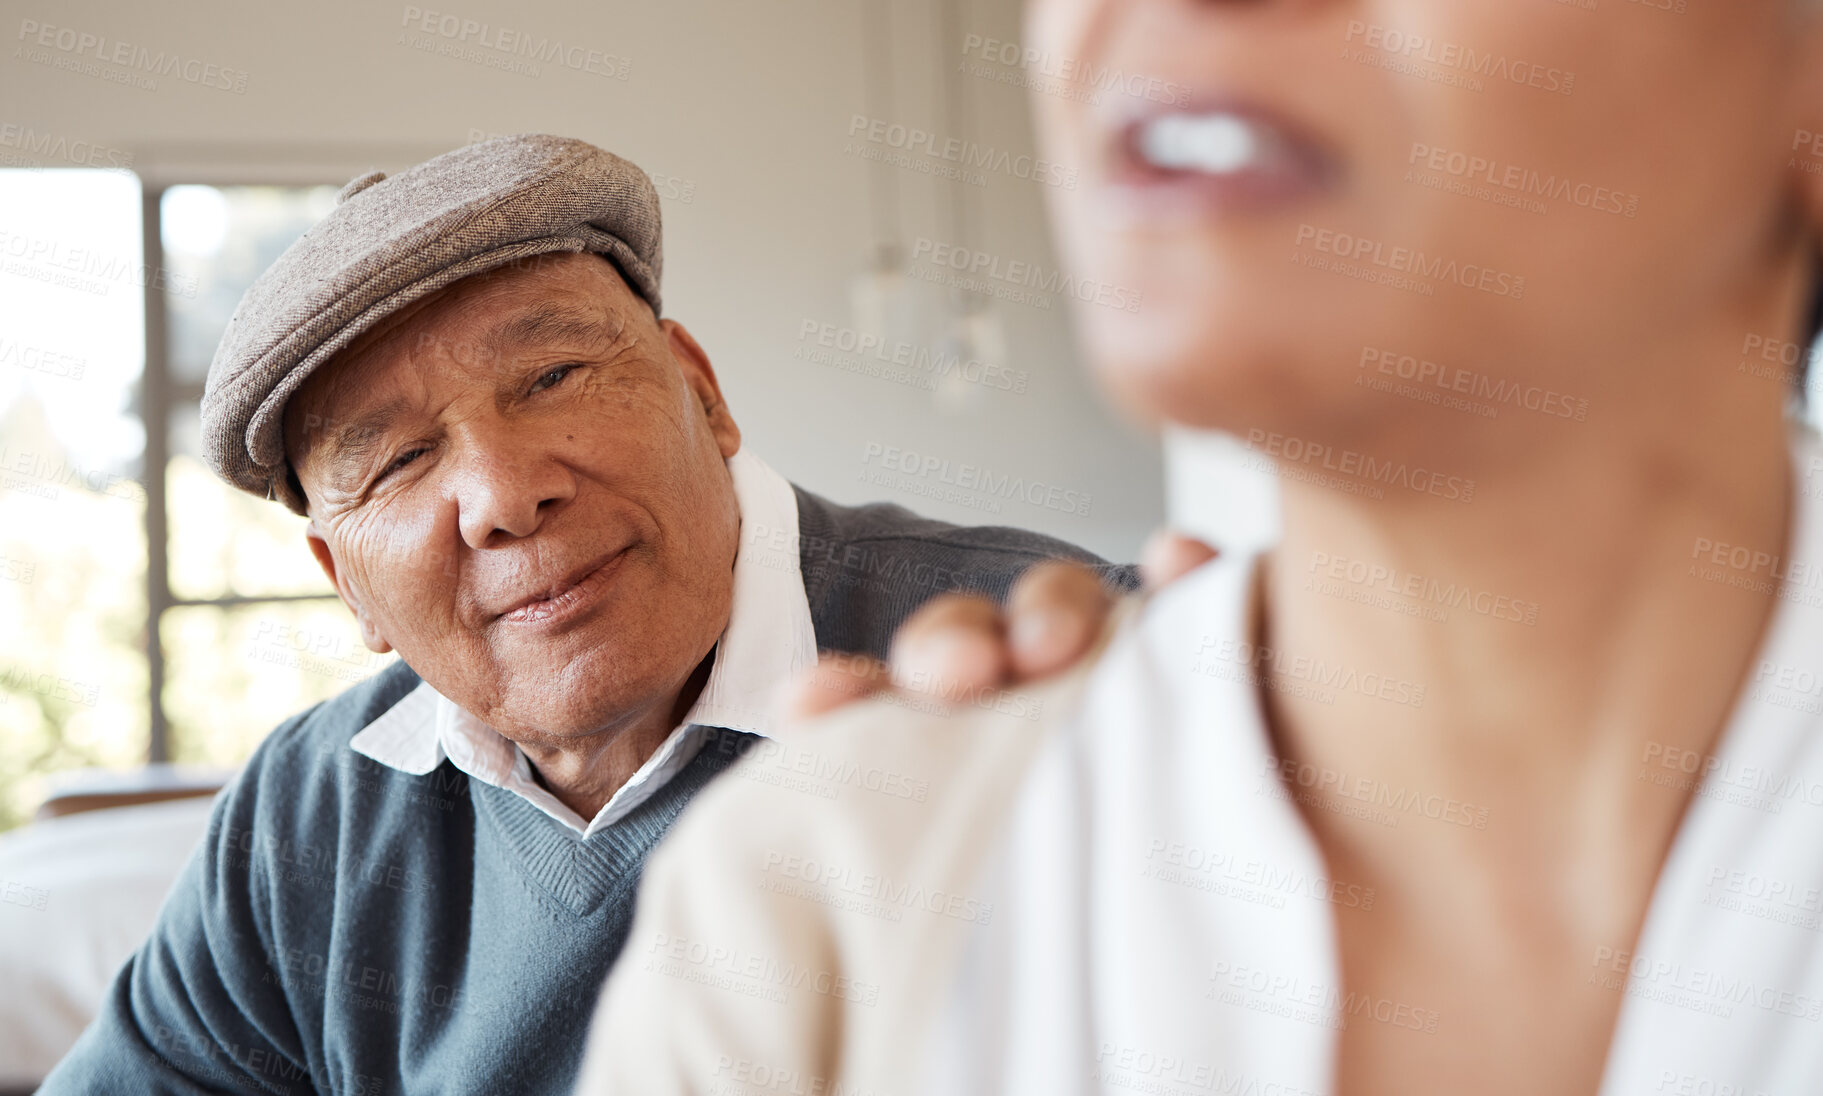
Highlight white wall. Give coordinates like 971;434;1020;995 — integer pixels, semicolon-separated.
3;0;1164;561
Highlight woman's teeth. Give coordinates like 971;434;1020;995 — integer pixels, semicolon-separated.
1137;112;1268;175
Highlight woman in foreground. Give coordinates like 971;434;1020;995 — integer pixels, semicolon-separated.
581;1;1823;1092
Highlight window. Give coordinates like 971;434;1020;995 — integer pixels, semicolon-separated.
0;171;391;830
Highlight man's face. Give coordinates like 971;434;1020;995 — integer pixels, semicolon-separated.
284;252;743;750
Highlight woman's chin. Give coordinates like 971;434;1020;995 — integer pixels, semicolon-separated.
1083;325;1311;436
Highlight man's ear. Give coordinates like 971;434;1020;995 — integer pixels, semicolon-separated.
662;318;742;459
305;521;394;655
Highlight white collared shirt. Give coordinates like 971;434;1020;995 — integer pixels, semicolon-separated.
347;449;819;839
919;424;1823;1093
576;430;1823;1094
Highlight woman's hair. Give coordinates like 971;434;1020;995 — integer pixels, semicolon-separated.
1789;0;1820;400
1809;274;1823;347
1802;274;1823;402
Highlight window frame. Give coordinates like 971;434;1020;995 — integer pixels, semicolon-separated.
139;178;348;762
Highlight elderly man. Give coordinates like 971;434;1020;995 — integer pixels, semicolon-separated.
38;134;1132;1095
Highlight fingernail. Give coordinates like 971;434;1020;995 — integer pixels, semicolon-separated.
1010;608;1063;657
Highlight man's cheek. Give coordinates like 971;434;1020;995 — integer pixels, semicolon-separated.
334;520;449;637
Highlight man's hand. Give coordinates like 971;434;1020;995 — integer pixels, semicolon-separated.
783;531;1218;717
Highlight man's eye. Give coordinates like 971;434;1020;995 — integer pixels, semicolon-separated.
530;364;577;394
378;447;427;481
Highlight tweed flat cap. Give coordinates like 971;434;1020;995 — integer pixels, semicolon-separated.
201;133;663;514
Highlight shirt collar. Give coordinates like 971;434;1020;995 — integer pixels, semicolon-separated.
683;447;821;737
348;449;819;834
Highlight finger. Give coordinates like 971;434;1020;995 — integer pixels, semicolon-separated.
1005;561;1111;681
779;651;892;719
887;593;1009;700
1139;530;1219;589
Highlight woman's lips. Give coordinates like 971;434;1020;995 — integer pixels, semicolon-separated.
497;550;628;628
1104;102;1341;216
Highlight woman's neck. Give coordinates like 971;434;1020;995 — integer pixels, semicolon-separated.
1253;364;1794;911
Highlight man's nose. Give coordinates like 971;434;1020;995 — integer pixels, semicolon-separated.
453;433;577;549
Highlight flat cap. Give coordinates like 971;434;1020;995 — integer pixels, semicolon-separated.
201;133;663;514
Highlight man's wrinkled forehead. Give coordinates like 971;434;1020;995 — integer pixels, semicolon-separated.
389;251;649;360
282;254;648;481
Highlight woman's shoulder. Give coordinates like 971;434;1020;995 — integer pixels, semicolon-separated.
657;595;1139;893
585;603;1138;1092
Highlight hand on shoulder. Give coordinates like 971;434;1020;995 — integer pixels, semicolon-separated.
780;530;1218;719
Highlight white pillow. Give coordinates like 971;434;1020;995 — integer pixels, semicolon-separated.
0;795;217;1088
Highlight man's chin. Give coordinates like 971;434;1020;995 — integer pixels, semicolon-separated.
486;695;669;751
486;658;686;745
443;618;710;743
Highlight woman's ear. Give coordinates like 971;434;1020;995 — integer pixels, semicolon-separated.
1789;15;1823;244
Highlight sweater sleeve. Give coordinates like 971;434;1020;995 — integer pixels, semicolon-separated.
575;639;1113;1095
37;750;315;1095
574;779;848;1095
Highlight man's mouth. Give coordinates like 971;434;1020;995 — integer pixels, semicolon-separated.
496;549;629;626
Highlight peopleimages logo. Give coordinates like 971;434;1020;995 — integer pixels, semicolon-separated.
1358;347;1588;422
1295;224;1525;300
1591;945;1823;1022
1306;550;1540;626
1737;333;1820;386
0;338;86;382
910;237;1141;313
0;666;99;708
0;123;132;170
1144;841;1377;914
1800;129;1823;176
846;115;1079;190
0;228;200;300
0;445;143;501
860;442;1092;518
760;851;994;926
1208;960;1441;1033
1197;635;1428;709
398;6;630;78
14;19;249;93
796;319;1031;394
958;33;1188;107
1244;428;1477;504
1407;143;1639;218
1691;536;1823;585
1343;21;1575;96
1263;755;1491;831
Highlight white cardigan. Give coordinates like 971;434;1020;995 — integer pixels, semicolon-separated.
581;430;1823;1096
